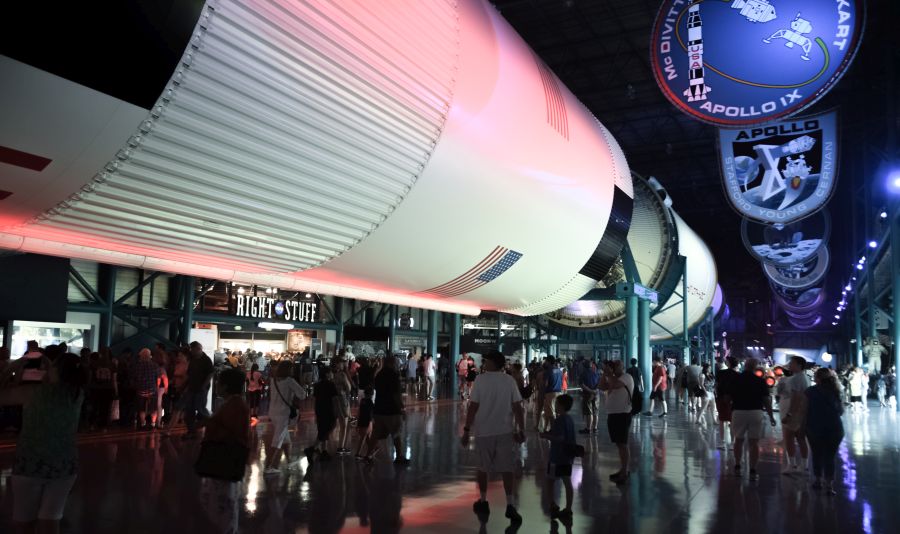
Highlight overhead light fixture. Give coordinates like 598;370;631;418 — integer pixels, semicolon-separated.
258;322;294;330
265;288;272;294
765;323;772;327
856;264;864;270
237;286;245;294
869;241;878;249
845;284;852;291
305;293;312;298
234;325;242;331
834;315;840;319
880;211;888;219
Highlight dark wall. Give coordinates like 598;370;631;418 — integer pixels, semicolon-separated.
0;254;69;322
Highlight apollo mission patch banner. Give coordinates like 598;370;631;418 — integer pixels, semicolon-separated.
650;0;863;126
719;110;838;224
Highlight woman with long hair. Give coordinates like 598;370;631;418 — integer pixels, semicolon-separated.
1;352;86;534
805;368;845;495
332;359;353;455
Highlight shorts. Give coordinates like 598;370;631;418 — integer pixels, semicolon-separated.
850;395;862;403
715;396;733;422
336;399;350;419
651;389;665;402
607;413;632;445
547;462;572;478
12;474;77;521
581;391;597;415
474;433;518;474
732;410;765;440
543;392;560;416
372;414;403;440
269;415;293;448
136;394;157;414
316;417;336;442
688;384;705;398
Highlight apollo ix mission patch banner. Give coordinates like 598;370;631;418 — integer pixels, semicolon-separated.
719;109;838;224
650;0;863;126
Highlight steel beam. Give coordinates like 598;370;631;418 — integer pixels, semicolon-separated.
638;298;651;407
626;295;638;363
682;258;689;365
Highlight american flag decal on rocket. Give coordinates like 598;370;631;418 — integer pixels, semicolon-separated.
419;246;523;298
684;3;711;102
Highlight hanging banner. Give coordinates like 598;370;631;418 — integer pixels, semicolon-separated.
762;246;829;290
740;210;829;266
720;110;838;224
650;1;863;126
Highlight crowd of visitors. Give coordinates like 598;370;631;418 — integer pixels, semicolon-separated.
0;338;892;532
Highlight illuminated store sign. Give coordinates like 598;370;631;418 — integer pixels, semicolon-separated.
719;110;838;223
651;0;863;125
234;295;317;322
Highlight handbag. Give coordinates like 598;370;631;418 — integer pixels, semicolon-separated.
194;440;249;482
520;384;533;399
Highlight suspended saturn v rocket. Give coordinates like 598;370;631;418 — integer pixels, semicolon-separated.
0;0;634;316
684;3;712;102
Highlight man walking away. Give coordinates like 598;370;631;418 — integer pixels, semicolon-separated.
366;355;407;464
182;342;214;440
542;358;563;432
580;361;600;434
778;356;810;474
626;358;644;417
730;358;776;480
599;360;634;484
461;350;525;525
715;356;739;449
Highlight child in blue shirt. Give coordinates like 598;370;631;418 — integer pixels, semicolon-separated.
540;393;576;521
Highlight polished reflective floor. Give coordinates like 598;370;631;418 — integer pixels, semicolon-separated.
2;391;899;533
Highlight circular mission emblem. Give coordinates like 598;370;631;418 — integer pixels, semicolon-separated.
650;0;864;126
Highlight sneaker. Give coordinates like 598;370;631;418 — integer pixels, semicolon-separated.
749;469;759;481
611;471;629;484
263;467;281;475
473;500;490;515
558;508;573;521
641;412;653;417
549;504;560;519
505;505;522;523
659;413;667;418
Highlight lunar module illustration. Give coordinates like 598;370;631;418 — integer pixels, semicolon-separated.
764;13;814;61
733;135;817;210
731;0;777;23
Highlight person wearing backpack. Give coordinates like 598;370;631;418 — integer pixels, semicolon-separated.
540;393;578;523
599;359;634;484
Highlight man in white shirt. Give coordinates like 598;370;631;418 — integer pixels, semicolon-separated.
599;359;635;484
461;350;525;524
778;356;810;473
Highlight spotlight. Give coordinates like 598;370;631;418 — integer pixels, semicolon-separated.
834;315;840;319
852;277;857;281
237;287;245;294
880;211;888;219
831;322;838;326
856;264;864;270
869;241;878;249
766;323;772;327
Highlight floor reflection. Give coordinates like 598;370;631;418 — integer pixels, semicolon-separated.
1;397;899;533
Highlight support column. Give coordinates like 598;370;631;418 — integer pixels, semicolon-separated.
100;265;117;348
892;207;900;410
709;308;715;364
526;327;535;364
496;312;503;353
681;259;690;365
181;275;194;345
638;298;652;407
450;313;460;398
626;295;638;362
854;291;864;367
389;305;397;353
334;297;344;350
427;310;438;355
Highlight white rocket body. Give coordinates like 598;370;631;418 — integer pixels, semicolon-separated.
0;0;633;315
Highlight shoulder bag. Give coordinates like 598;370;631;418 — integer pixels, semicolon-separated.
273;378;298;419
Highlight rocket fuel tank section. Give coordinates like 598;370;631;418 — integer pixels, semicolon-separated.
0;0;634;315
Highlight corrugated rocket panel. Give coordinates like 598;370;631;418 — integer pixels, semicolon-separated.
26;0;459;273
